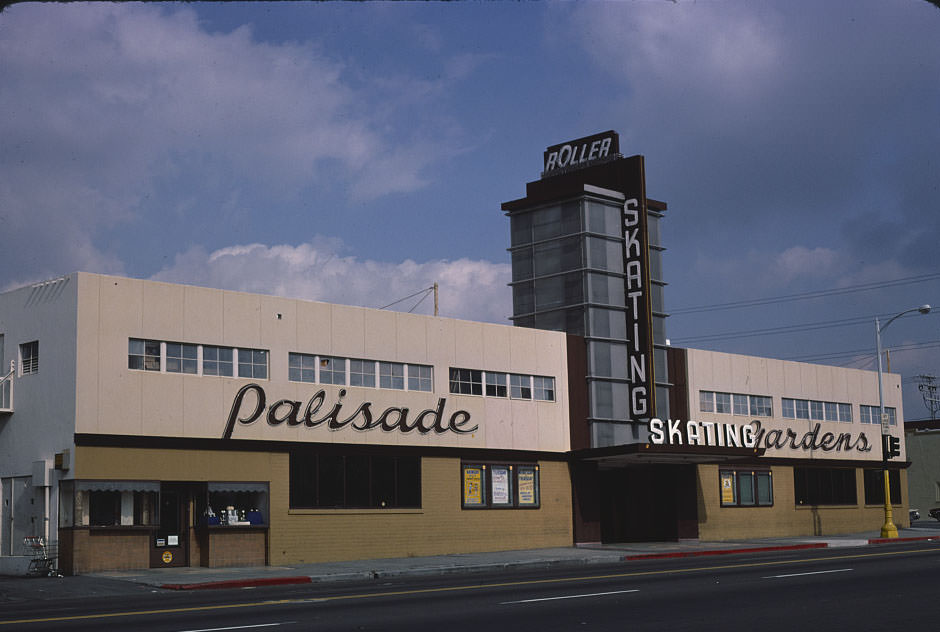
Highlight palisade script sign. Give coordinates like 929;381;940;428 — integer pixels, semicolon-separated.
648;418;873;453
222;383;477;440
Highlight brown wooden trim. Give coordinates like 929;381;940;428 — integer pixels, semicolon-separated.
73;433;570;462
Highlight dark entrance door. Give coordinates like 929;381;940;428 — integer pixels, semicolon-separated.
150;483;189;568
599;464;698;542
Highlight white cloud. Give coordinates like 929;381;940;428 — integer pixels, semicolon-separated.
151;237;512;324
0;3;465;287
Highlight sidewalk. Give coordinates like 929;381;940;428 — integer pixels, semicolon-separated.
81;524;940;591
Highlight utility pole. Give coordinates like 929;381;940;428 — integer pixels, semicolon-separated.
916;374;939;420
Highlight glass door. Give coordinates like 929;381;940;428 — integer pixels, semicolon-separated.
150;483;189;568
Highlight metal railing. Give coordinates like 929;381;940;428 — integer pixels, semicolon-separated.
0;362;13;412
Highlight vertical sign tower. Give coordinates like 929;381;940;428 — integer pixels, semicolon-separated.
502;131;668;448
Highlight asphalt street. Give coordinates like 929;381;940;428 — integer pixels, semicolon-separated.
2;541;939;631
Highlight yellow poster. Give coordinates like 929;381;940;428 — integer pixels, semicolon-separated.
464;467;483;505
518;468;536;506
720;473;735;505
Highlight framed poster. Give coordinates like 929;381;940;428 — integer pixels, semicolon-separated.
491;466;512;506
720;471;736;506
462;465;485;507
517;466;540;507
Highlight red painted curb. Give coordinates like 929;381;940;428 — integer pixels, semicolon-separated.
623;542;828;561
867;536;940;545
161;576;312;591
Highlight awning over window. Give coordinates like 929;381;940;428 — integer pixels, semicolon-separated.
208;482;268;493
75;480;160;492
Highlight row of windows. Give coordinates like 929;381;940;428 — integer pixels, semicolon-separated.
721;467;902;508
289;353;433;392
700;390;897;425
860;404;898;426
129;339;556;403
129;339;269;379
289;452;421;509
448;368;555;401
699;391;773;417
783;397;853;422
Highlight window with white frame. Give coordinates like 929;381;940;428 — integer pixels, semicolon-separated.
510;374;532;400
319;356;346;385
485;372;507;397
288;352;317;383
449;368;483;395
128;339;160;371
166;342;198;374
203;346;234;377
533;376;555;401
860;404;897;425
700;391;772;417
783;398;852;422
238;349;268;379
349;359;376;388
379;362;405;390
19;340;39;375
407;364;432;392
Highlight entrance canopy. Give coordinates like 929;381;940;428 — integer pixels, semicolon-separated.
571;442;765;469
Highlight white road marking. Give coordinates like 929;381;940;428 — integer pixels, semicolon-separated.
501;589;639;605
177;623;291;632
763;568;853;579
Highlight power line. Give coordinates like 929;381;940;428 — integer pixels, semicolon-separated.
669;272;940;315
783;340;940;363
671;309;935;345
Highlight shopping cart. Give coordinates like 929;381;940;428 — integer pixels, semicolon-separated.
22;536;59;577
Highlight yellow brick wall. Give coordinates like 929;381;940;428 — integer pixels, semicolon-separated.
696;464;909;540
74;447;572;565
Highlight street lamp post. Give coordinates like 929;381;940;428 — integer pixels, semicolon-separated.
876;304;931;538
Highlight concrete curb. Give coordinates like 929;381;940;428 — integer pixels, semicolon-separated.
867;535;940;545
161;576;312;591
622;543;828;561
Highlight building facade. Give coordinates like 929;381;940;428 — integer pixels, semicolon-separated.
0;130;914;574
1;273;573;573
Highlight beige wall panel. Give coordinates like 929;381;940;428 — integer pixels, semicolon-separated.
482;324;511;370
426;318;456;367
537;402;567;452
260;296;299;373
708;353;733;391
331;305;365;358
511;399;539;450
142;373;185;437
182;286;224;345
75;275;101;434
97;370;143;435
142;282;185;342
98;276;143;339
183;376;226;438
395;313;429;364
782;361;803;396
454;321;484;369
742;356;768;395
508;327;538;375
482;399;513;449
74;446;277;482
363;309;398;360
296;301;333;354
222;292;262;347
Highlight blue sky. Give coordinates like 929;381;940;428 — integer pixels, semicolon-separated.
1;1;938;418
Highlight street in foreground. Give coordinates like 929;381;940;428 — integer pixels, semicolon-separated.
2;542;938;631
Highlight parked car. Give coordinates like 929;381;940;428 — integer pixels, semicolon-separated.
910;508;920;522
929;507;940;522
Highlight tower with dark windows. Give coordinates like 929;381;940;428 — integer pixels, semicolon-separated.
502;131;669;449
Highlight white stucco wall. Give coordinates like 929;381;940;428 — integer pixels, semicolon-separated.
684;347;904;463
73;272;571;453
